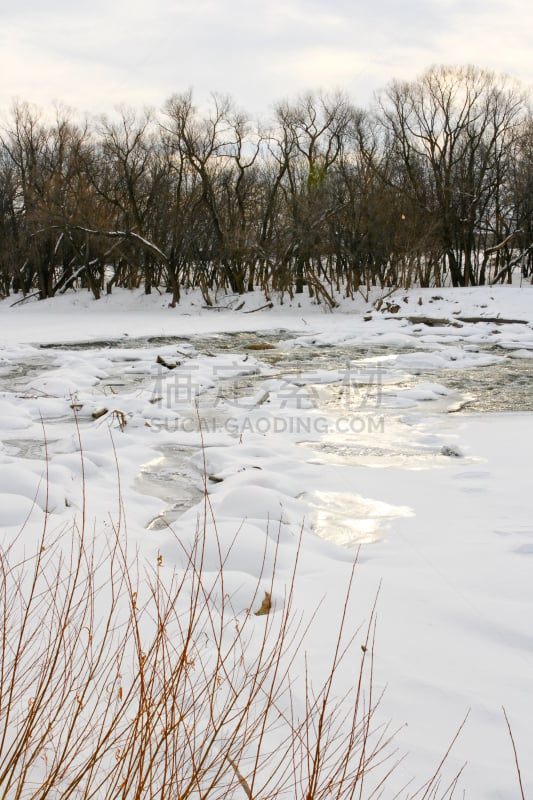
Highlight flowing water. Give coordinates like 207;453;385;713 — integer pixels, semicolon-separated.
34;330;533;411
3;331;532;541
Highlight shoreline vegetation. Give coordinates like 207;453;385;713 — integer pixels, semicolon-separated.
1;64;532;306
2;418;523;800
0;425;527;798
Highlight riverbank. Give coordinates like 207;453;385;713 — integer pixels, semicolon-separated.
1;283;532;796
1;282;533;348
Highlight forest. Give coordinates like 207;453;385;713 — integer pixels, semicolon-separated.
1;64;532;306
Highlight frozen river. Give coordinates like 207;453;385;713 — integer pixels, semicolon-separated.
1;293;532;797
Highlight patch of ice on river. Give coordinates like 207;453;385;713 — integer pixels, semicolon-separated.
308;490;414;545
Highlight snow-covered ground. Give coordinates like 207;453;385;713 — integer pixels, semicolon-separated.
1;283;532;797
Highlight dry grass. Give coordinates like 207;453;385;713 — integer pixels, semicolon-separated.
0;427;498;799
0;493;392;799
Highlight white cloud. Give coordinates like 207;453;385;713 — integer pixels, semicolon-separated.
0;0;531;121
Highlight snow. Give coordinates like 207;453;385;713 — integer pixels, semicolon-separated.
1;281;533;796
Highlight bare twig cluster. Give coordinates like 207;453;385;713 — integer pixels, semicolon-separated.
0;506;395;799
0;421;521;798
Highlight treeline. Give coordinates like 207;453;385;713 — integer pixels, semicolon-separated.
1;64;532;305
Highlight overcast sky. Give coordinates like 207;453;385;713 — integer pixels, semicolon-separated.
1;0;532;120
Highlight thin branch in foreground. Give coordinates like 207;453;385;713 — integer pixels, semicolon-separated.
503;706;526;800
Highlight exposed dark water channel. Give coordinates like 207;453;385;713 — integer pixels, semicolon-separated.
428;359;533;411
2;330;531;538
248;344;533;412
35;330;533;412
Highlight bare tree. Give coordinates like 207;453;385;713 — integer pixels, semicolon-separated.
273;91;353;300
376;66;527;285
1;67;530;300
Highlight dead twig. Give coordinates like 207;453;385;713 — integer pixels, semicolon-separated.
503;707;526;800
